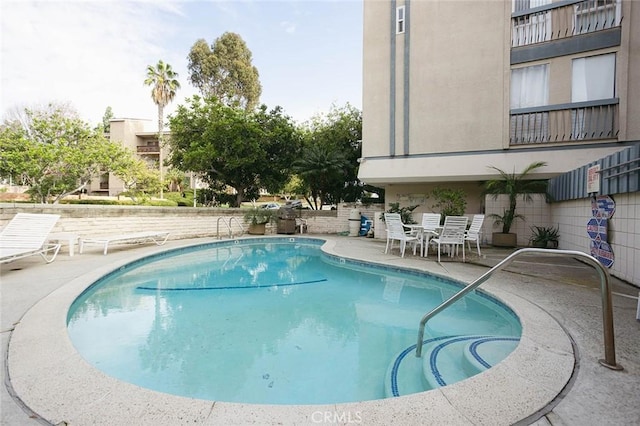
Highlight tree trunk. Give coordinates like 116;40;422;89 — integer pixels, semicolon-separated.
158;104;164;199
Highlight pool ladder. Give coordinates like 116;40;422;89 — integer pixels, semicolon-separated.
216;216;245;239
415;248;623;371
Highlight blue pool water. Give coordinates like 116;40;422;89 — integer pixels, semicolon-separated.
67;238;521;405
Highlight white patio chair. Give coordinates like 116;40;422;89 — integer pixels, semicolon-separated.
420;213;442;257
429;216;469;262
0;213;61;264
465;214;485;256
384;213;421;258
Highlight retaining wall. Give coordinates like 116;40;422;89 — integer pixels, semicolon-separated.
0;203;385;240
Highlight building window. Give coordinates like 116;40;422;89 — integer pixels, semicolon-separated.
572;53;616;139
510;64;549;143
511;64;549;108
572;53;615;102
396;6;405;34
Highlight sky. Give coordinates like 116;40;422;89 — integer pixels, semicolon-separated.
0;0;363;127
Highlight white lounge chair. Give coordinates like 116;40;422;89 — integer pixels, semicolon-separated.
465;214;485;256
79;231;170;255
429;216;469;262
0;213;61;264
384;213;421;257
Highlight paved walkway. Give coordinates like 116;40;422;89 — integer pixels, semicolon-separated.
1;236;638;425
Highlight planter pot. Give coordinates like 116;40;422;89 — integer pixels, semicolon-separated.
248;223;266;235
530;240;559;249
492;232;517;247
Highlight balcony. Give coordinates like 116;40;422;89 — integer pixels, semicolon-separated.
512;0;621;47
510;98;618;145
137;145;160;153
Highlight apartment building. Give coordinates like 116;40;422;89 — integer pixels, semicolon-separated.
87;118;165;196
359;0;638;208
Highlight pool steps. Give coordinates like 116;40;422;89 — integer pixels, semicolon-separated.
385;335;520;398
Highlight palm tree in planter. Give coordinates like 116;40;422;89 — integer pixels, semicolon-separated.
483;161;548;247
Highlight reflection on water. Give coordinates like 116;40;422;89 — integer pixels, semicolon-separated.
67;241;521;404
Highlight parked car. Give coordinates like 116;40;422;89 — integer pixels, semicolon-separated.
286;200;303;209
261;202;281;210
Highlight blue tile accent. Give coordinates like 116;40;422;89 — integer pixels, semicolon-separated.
135;278;328;292
468;337;521;369
430;336;491;387
390;335;456;397
429;336;522;387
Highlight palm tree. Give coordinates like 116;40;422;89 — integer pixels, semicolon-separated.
293;144;348;209
483;161;549;235
144;60;180;198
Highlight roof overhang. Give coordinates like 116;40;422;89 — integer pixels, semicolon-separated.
357;144;630;185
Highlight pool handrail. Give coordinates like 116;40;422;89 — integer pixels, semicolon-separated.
216;216;245;239
415;248;623;370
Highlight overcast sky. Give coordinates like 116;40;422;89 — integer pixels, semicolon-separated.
1;0;363;127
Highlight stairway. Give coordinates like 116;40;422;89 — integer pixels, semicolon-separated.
385;335;520;397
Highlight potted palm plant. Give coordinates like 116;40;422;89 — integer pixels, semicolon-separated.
243;208;275;235
529;225;560;249
483;161;548;247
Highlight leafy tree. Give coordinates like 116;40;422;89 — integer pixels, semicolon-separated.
294;104;367;209
144;60;181;198
187;32;262;111
101;106;114;133
0;107;138;203
168;96;301;207
4;102;79;138
117;158;163;204
483;161;549;234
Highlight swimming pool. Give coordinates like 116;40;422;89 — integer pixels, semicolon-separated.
67;238;521;405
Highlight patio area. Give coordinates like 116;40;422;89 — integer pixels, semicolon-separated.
1;235;638;425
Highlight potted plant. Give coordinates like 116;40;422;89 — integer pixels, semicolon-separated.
243;208;275;235
529;226;559;249
383;202;419;224
483;161;548;247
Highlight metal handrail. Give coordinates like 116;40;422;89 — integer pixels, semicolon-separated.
228;216;245;238
216;217;229;239
216;217;245;239
415;248;623;370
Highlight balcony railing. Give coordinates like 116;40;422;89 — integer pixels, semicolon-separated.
137;145;160;153
512;0;621;47
510;99;618;145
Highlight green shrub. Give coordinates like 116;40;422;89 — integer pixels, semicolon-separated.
428;187;467;218
384;202;418;224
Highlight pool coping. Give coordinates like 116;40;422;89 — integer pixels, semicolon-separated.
7;237;575;425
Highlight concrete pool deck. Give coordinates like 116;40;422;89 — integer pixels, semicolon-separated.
1;235;639;425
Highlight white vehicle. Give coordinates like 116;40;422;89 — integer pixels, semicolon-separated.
261;202;281;210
